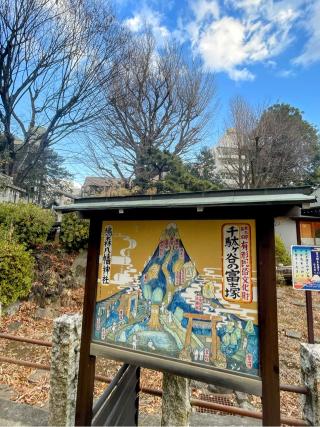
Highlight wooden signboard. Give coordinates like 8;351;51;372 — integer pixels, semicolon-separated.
76;214;280;426
62;188;316;426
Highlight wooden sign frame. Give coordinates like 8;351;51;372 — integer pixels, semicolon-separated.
91;218;260;394
70;202;284;427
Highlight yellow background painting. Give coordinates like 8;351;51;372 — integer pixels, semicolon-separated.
96;219;258;324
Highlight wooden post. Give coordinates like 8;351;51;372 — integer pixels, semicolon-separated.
256;216;280;426
75;219;102;426
296;219;315;344
305;292;315;343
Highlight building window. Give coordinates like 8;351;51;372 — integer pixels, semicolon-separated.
300;221;320;245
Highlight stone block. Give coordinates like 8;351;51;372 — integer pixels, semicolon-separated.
34;307;57;320
48;314;82;427
285;330;302;340
7;321;21;332
161;373;191;426
207;384;233;394
71;250;87;288
27;370;49;384
4;301;21;316
301;343;320;425
293;300;305;307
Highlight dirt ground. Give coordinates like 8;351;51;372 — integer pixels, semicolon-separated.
0;284;319;420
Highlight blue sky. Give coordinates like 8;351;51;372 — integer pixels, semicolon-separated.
66;0;320;183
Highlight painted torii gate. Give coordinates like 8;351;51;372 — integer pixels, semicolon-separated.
183;313;223;361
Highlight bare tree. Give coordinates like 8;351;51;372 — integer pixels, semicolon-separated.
216;96;319;188
215;97;260;189
0;0;127;184
85;33;216;185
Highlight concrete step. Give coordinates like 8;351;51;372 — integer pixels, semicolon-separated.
0;398;48;426
139;413;261;426
0;397;261;426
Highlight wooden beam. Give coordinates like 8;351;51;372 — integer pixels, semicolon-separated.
75;219;102;426
256;216;280;426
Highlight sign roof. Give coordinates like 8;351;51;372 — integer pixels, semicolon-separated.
56;186;315;213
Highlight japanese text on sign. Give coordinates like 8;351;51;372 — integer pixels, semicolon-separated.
292;245;320;291
102;225;113;285
222;224;252;302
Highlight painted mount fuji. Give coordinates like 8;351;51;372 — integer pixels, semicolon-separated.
94;223;259;376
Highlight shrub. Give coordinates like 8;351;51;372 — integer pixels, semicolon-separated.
275;234;291;265
0;202;54;248
0;236;34;306
60;212;89;252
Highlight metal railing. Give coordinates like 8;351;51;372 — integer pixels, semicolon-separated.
0;332;309;426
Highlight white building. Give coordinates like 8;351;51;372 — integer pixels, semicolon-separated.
275;188;320;254
213;129;250;189
0;173;26;203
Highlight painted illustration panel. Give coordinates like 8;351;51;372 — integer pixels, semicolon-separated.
93;220;259;377
292;245;320;291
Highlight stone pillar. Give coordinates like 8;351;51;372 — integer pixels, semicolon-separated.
54;212;62;244
161;373;191;426
301;343;320;425
49;314;82;427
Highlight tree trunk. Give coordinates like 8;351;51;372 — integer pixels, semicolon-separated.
4;132;16;177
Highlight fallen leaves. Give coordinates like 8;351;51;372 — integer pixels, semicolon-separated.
0;282;318;420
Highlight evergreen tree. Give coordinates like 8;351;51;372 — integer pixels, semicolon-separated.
189;147;222;186
133;148;219;193
23;148;72;205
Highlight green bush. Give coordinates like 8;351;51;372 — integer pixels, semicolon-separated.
0;202;54;248
60;212;89;252
0;236;34;306
275;234;291;265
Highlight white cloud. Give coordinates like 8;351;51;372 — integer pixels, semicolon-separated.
226;0;263;15
191;0;220;22
265;60;277;69
277;69;296;78
293;1;320;66
186;0;303;80
123;6;170;45
229;68;255;81
197;17;246;71
124;15;143;32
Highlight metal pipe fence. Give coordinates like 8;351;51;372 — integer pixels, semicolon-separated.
0;333;309;426
0;332;52;347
